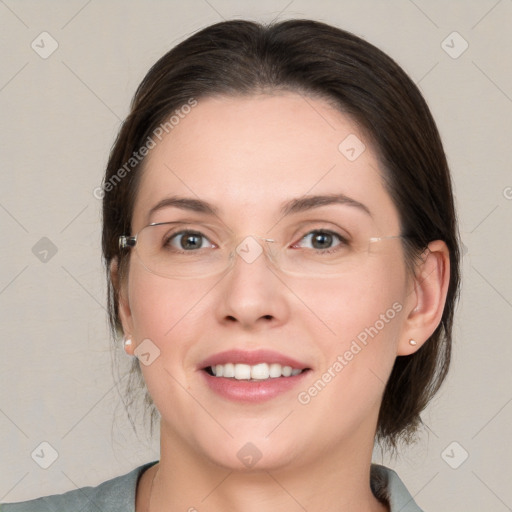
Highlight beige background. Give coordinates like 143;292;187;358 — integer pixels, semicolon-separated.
1;0;511;510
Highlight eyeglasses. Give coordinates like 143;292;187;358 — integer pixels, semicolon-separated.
119;221;404;279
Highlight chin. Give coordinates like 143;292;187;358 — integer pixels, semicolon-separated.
191;430;308;474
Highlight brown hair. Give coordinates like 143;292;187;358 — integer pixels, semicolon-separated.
102;19;460;449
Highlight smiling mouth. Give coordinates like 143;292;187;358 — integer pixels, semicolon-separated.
204;362;309;381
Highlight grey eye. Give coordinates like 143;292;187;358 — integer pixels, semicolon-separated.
298;230;344;250
169;231;213;251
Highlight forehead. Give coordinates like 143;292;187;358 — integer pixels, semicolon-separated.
132;93;399;232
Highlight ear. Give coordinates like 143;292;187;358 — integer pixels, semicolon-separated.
110;258;135;356
397;240;451;356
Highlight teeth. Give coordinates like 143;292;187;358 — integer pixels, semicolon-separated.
235;364;251;380
210;363;304;380
223;363;235;378
251;363;269;380
269;363;282;378
282;365;292;377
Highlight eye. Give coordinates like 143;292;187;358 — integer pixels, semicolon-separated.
295;230;347;251
167;231;215;251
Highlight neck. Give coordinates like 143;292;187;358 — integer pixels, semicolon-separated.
141;422;389;512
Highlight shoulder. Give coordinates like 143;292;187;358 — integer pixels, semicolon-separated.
3;462;423;511
0;461;158;512
371;464;425;512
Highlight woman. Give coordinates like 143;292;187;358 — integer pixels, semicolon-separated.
2;18;459;512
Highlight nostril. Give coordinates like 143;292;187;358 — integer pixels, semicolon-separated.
223;314;274;323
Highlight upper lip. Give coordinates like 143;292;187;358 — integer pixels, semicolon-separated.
199;349;310;370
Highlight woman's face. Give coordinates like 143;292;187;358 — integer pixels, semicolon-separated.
119;92;415;471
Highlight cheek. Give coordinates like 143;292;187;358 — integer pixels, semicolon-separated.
296;257;407;380
127;261;208;341
302;256;405;334
126;264;217;392
126;266;214;413
290;266;406;436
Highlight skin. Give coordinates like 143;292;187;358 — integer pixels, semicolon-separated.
113;92;450;512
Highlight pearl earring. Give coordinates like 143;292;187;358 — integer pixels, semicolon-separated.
123;337;132;349
409;339;418;346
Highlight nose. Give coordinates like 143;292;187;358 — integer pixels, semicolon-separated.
214;239;291;330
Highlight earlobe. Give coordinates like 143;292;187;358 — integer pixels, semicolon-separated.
110;258;135;353
397;240;450;356
123;336;135;356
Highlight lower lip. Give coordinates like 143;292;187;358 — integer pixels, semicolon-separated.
201;370;309;403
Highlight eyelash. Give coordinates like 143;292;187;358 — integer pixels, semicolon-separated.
163;228;350;253
293;230;349;253
165;230;215;251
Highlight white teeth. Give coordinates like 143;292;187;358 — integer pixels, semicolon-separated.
269;363;282;378
210;362;304;380
234;364;251;380
251;363;269;380
282;365;292;377
223;362;235;378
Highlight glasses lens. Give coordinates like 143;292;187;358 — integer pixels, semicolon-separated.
135;223;230;279
131;224;401;279
270;236;375;277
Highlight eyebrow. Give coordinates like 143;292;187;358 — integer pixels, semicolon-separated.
147;193;371;220
148;196;219;219
280;194;372;217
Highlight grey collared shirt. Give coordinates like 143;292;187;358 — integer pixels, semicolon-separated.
1;462;423;511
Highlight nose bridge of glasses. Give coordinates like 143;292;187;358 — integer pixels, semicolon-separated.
232;235;279;267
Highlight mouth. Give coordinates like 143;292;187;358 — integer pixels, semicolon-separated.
204;362;307;380
199;349;311;402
